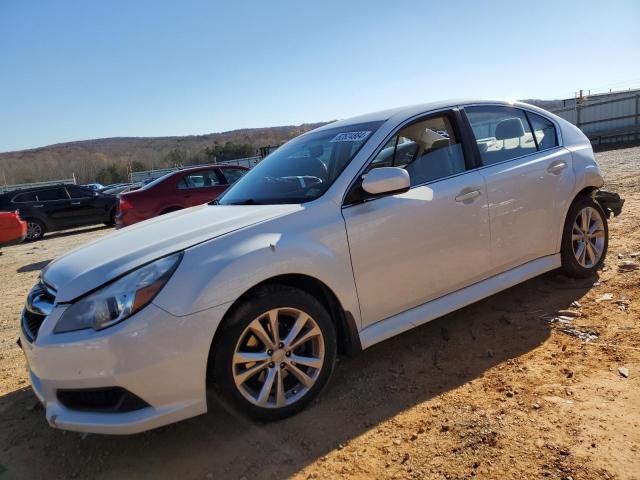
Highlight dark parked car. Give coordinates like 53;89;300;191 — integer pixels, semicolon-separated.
0;184;118;240
116;165;248;227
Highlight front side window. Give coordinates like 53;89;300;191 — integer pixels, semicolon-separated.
218;121;383;205
465;106;537;165
366;114;466;186
36;188;69;201
178;170;222;189
527;111;558;151
66;186;93;199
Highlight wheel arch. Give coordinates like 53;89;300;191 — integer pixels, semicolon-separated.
206;273;362;384
555;185;601;252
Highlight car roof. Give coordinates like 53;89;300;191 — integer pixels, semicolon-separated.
312;99;540;132
0;183;78;196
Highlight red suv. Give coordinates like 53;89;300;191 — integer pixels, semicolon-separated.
116;165;248;228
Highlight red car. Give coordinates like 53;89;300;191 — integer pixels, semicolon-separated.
0;210;28;247
116;164;249;227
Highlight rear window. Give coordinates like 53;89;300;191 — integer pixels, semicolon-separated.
177;169;223;189
465;106;537;165
12;192;37;203
36;188;69;201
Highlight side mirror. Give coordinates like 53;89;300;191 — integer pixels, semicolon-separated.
361;167;410;196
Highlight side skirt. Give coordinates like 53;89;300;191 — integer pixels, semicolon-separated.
358;254;561;349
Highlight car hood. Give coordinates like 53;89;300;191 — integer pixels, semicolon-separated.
43;204;301;303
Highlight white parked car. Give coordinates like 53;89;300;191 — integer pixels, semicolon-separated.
20;100;623;434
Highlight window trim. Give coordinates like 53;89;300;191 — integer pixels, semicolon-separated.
460;104;563;171
342;107;472;207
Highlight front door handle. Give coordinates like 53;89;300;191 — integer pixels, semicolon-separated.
547;161;568;175
455;189;482;203
71;202;81;205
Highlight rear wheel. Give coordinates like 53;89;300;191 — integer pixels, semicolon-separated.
560;196;608;278
104;208;116;227
212;285;336;421
25;219;46;241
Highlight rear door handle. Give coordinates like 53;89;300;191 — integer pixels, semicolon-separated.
547;161;568;175
455;189;482;203
71;202;81;205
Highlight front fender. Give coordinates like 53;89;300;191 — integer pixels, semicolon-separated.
153;203;361;328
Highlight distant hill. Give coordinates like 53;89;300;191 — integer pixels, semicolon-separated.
0;122;330;185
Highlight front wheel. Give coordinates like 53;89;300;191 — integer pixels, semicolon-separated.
212;285;336;421
560;196;608;278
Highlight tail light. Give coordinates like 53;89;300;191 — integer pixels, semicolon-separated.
118;197;133;213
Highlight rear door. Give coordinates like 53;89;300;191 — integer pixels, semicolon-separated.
342;109;492;327
177;169;227;206
463;105;575;274
33;187;74;229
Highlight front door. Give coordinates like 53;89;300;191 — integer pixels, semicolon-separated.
65;185;106;225
463;105;575;274
342;111;492;327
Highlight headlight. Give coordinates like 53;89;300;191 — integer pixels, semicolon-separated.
54;252;183;333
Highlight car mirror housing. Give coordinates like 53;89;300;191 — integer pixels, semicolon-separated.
361;167;410;196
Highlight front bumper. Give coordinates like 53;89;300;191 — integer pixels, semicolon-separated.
20;301;230;434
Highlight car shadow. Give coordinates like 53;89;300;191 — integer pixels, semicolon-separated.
16;259;52;273
0;271;597;479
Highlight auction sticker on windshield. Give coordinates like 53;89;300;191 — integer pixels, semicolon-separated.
330;131;371;142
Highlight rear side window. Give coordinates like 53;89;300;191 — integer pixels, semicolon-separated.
178;170;223;189
36;188;69;201
366;113;466;186
526;111;558;151
12;192;37;203
465;106;537;165
220;168;247;184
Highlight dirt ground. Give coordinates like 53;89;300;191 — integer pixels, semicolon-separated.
0;146;639;480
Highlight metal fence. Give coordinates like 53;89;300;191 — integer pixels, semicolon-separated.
130;156;261;183
548;89;640;146
0;176;77;194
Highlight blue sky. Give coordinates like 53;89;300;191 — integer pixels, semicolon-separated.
1;0;639;152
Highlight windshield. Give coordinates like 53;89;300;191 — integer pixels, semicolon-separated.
217;121;383;205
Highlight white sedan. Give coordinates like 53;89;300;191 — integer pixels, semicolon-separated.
20;100;621;434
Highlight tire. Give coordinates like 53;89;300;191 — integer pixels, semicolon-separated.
25;218;46;241
212;284;337;421
560;195;608;278
104;208;116;227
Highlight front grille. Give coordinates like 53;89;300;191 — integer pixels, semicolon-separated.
21;281;56;342
22;309;46;342
57;387;150;412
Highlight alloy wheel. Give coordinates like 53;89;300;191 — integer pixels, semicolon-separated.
572;206;605;268
232;308;325;408
26;221;42;240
